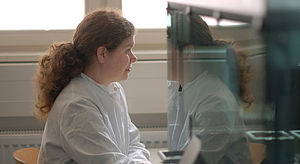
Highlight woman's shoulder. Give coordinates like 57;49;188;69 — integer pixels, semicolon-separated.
54;91;99;114
52;77;105;115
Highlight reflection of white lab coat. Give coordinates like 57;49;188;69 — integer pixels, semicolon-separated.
38;73;151;164
168;71;252;164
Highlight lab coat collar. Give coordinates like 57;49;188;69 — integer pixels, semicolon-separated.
167;80;180;90
167;71;208;93
183;70;208;92
80;73;120;94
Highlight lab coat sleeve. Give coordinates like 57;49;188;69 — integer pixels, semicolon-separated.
59;98;146;164
127;115;152;164
191;95;233;164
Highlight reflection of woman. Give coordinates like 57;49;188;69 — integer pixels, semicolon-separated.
168;14;253;164
34;9;151;163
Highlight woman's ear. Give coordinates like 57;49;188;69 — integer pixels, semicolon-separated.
96;46;106;64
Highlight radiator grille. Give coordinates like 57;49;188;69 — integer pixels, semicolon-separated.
0;129;42;164
0;129;167;163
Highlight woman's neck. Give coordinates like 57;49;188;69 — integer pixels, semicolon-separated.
84;62;110;86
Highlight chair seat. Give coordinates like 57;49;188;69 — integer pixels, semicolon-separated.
13;147;40;164
250;143;267;164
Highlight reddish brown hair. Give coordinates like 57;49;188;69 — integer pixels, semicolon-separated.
33;9;135;120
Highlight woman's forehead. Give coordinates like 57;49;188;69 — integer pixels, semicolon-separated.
120;35;135;47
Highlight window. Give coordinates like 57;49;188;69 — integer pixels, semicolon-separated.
0;0;84;30
122;0;245;28
122;0;168;29
202;16;247;26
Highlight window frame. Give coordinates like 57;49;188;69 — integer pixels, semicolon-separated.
0;0;167;56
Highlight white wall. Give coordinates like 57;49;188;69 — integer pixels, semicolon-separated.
0;54;167;117
0;63;37;117
121;61;167;114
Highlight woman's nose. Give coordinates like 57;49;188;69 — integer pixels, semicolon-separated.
130;53;137;63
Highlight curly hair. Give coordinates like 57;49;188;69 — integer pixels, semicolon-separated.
190;13;255;105
33;9;135;121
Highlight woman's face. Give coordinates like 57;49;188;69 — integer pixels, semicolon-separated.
103;35;137;83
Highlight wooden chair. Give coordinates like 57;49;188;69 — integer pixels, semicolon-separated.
13;147;40;164
249;143;267;164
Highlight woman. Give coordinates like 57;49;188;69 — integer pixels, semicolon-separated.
34;9;151;164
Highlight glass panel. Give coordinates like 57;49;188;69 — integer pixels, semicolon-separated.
167;1;300;163
168;7;270;164
0;0;84;30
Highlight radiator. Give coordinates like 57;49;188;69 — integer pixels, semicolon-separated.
140;130;168;148
0;129;42;164
0;129;167;163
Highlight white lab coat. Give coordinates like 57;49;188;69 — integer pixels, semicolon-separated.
168;71;252;164
38;73;151;164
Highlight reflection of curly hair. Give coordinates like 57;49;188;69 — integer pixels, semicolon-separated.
233;45;255;105
190;14;254;105
33;9;135;121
